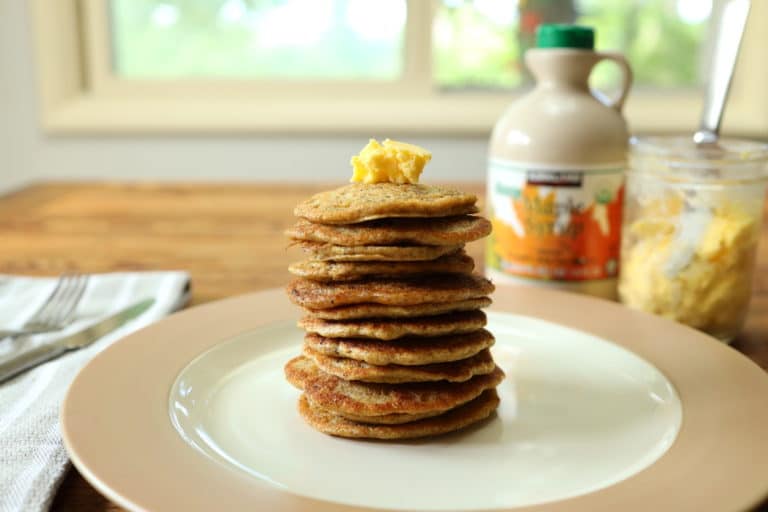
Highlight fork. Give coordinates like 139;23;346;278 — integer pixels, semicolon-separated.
0;274;89;339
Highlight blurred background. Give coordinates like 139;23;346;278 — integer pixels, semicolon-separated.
1;0;765;193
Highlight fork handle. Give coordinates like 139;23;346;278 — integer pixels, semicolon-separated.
0;344;69;383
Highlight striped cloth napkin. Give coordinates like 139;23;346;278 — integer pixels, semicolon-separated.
0;272;190;512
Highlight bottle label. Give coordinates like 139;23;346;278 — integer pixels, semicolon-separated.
486;159;624;282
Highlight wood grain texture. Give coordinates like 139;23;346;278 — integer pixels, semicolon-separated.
0;182;763;512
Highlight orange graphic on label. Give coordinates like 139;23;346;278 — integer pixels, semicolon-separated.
489;184;624;281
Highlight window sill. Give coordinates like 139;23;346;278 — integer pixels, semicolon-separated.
40;91;766;137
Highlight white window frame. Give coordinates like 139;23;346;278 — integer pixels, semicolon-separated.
31;0;768;136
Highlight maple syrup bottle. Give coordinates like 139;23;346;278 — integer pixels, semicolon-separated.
485;24;632;300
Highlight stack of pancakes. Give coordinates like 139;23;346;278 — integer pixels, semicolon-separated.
285;183;504;439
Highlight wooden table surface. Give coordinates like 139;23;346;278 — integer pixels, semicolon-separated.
0;182;765;512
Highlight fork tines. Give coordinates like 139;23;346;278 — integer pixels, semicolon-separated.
25;274;89;331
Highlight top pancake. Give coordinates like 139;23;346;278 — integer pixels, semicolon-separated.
294;183;478;224
286;216;491;247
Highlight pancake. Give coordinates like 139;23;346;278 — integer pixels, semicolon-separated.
287;216;492;247
305;297;492;320
295;241;462;262
318;403;445;425
304;346;496;384
288;251;474;282
299;310;486;340
304;329;495;366
285;355;504;416
294;183;478;224
297;389;500;439
287;274;494;309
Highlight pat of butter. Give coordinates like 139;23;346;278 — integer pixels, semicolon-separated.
350;139;432;184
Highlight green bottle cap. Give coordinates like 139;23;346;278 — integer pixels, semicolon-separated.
536;24;594;49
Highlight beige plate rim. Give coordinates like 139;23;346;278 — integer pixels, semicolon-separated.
61;286;768;512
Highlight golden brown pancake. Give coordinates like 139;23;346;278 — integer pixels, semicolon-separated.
294;183;478;224
304;346;496;384
304;329;495;366
298;310;486;340
315;401;446;425
305;297;492;320
288;251;474;282
287;274;494;309
287;216;491;247
297;389;500;439
295;241;462;262
285;355;504;416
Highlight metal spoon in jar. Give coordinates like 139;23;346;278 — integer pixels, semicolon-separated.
693;0;751;147
664;0;751;278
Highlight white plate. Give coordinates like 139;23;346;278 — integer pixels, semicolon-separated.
170;313;681;511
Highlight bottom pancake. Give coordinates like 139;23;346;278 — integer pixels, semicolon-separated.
298;389;500;439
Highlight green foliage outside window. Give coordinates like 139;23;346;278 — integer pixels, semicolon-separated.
111;0;710;89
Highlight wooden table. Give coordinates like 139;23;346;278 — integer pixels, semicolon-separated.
0;182;765;512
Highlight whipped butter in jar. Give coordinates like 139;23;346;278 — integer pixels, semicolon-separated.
619;137;768;342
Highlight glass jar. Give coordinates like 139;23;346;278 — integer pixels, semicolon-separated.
619;137;768;342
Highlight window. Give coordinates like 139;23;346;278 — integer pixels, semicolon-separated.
110;0;408;80
32;0;768;135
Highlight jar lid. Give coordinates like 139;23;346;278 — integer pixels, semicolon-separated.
630;136;768;183
536;24;594;50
